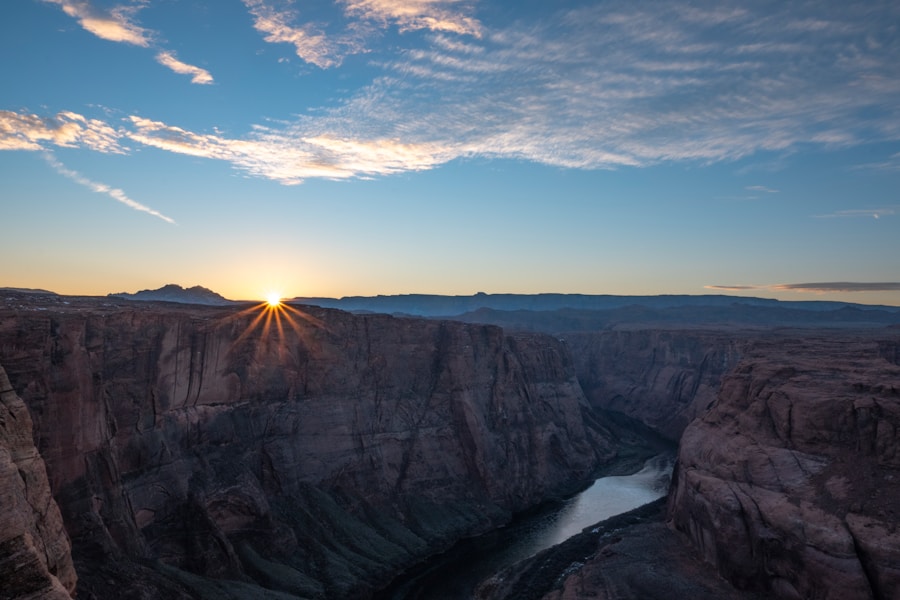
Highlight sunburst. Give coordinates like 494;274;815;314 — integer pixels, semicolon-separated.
223;294;324;363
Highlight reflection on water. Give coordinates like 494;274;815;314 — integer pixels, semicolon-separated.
526;453;671;551
376;454;674;600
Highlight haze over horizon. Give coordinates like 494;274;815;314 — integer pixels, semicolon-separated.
3;1;900;305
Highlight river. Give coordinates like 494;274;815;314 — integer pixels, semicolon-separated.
375;454;674;600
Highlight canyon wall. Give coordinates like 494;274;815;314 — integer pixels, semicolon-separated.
0;365;75;600
0;301;615;599
566;330;745;440
669;334;900;600
476;330;900;600
7;294;898;600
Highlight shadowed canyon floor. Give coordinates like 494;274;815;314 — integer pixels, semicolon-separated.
1;291;899;599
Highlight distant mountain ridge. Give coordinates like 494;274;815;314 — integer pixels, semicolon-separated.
109;284;233;306
99;287;900;327
0;287;57;295
293;292;900;317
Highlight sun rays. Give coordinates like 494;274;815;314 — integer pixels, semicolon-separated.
224;297;324;363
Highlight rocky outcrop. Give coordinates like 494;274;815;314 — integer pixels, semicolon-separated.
0;300;615;599
669;333;900;599
0;364;76;600
566;330;745;440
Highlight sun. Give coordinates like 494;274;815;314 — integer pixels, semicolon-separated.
265;292;282;308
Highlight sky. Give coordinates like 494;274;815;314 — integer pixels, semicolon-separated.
2;0;899;305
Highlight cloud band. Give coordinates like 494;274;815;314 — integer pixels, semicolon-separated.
706;282;900;293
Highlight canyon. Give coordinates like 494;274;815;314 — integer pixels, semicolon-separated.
0;294;620;599
1;291;899;599
478;331;900;600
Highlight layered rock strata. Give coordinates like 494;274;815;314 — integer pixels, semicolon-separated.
0;365;76;600
0;301;614;599
669;334;900;599
566;330;745;439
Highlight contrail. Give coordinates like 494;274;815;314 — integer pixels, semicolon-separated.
43;152;176;224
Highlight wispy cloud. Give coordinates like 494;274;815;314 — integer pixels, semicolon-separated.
0;110;123;153
242;0;345;68
241;0;481;68
126;116;453;183
11;1;900;184
815;208;896;219
339;0;482;36
705;282;900;294
745;185;779;194
329;0;900;171
773;282;900;293
2;108;454;183
704;285;761;291
42;152;175;224
45;0;214;84
155;51;214;85
852;152;900;172
43;0;151;46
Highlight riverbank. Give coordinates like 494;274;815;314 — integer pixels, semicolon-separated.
374;445;673;600
475;498;765;600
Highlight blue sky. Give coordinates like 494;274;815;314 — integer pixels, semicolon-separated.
2;0;899;304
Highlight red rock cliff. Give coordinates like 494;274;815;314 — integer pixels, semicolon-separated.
0;300;615;599
0;364;76;600
669;333;900;600
566;330;745;439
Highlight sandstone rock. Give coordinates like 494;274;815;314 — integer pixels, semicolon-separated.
669;333;900;600
566;330;745;439
0;364;76;600
0;301;616;598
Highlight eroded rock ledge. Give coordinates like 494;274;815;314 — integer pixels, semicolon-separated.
669;334;900;600
0;301;616;599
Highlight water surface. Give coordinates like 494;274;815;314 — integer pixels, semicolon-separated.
376;454;673;600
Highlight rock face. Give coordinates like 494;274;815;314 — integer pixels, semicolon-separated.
0;364;76;600
0;300;614;599
566;330;745;440
669;333;900;600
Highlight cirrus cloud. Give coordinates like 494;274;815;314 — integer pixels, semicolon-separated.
339;0;482;36
155;51;214;85
706;282;900;294
45;0;214;85
815;208;896;219
43;0;151;46
126;115;454;183
0;110;123;153
43;152;175;224
774;282;900;293
242;0;346;68
9;1;900;184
